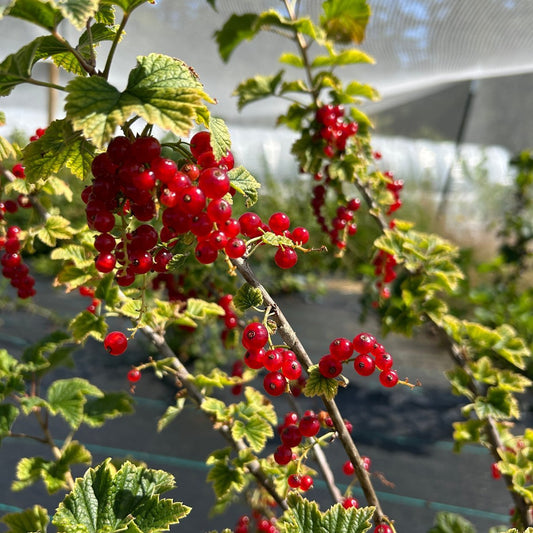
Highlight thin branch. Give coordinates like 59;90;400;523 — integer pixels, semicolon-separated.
103;12;130;79
232;257;388;524
51;30;97;76
8;431;48;444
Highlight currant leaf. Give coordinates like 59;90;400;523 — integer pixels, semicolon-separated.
320;0;371;44
0;135;17;160
231;416;272;453
47;378;104;429
83;392;134;428
0;403;19;444
233;283;263;312
428;511;476;533
157;397;186;432
36;215;75;247
69;310;108;343
209;116;232;161
215;13;259;62
2;0;61;31
0;505;49;533
206;458;247;499
228;166;261;207
49;0;99;30
66;54;212;147
233;71;285;110
52;459;190;532
185;298;225;320
303;365;340;401
23;119;96;181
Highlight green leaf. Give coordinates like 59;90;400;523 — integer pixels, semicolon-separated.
321;501;375;533
102;0;150;13
47;378;103;429
279;493;374;533
12;456;65;493
279;53;304;68
311;49;374;68
231;416;273;453
36;215;75;247
345;81;379;101
473;388;519;420
243;387;277;426
228;166;261;207
51;244;93;268
0;135;17;160
261;231;295;248
69;310;107;342
206;459;246;499
42;176;73;202
65;54;211;147
83;392;134;427
320;0;371;44
157;397;186;432
0;37;47;96
53;459;190;532
188;368;238;390
428;511;476;533
215;13;259;62
233;71;284;110
56;265;95;289
50;0;99;29
94;273;120;308
201;397;230;422
3;0;61;31
209;116;231;161
234;283;263;312
303;365;340;401
23;119;96;181
0;505;49;533
452;419;484;451
0;403;19;443
185;298;225;320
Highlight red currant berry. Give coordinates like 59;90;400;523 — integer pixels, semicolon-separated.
274;247;298;269
273;444;292;465
491;462;501;479
243;349;266;370
198;167;230;199
354;354;375;376
299;475;313;491
329;337;354;361
374;524;393;533
189;131;212;158
263;372;287;397
268;212;290;235
298;413;320;437
290;226;309;244
280;424;302;447
281;359;302;381
206;198;232;224
242;322;268;351
379;369;399;388
195;240;218;264
342;497;359;509
104;331;128;356
352;332;376;354
342;460;355;476
318;355;343;378
95;252;116;273
127;368;141;383
288;474;301;489
264;349;283;372
225;237;246;259
375;352;393;371
131;136;161;164
239;212;263;238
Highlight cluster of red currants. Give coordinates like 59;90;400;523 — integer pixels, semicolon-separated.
0;225;36;298
372;250;397;300
318;332;399;388
313;104;359;159
78;285;100;314
233;513;278;533
383;170;403;215
311;176;361;250
85;131;308;287
240;322;303;397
